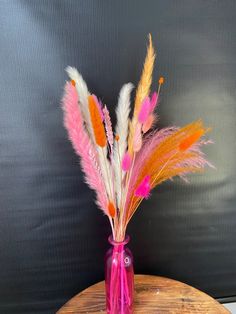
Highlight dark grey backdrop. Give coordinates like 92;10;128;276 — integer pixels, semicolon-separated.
0;1;236;313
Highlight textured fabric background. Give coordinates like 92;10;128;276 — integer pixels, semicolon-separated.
0;1;236;313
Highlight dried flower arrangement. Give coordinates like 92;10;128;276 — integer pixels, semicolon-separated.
62;34;212;243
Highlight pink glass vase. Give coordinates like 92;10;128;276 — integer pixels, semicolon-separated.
105;235;134;314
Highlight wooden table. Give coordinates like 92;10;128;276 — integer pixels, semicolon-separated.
57;274;230;313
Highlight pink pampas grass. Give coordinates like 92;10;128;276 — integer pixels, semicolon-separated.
62;82;108;215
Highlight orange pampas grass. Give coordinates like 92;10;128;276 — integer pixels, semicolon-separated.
88;95;107;147
179;129;206;151
139;121;208;187
124;120;211;223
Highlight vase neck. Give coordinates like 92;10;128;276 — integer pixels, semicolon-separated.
108;235;130;247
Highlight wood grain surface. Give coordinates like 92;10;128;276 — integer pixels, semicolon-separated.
57;275;230;313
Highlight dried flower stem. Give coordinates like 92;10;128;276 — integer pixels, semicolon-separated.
109;216;115;239
118;153;136;240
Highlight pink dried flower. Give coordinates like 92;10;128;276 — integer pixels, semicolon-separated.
135;175;151;199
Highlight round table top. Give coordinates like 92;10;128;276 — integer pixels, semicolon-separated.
57;274;230;314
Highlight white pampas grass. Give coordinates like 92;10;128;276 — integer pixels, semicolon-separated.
66;66;94;141
114;83;133;208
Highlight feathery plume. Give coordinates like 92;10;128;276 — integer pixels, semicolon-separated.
62;82;108;214
114;83;133;207
66;68;112;201
179;129;205;151
125;121;210;220
66;67;94;141
115;83;133;156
